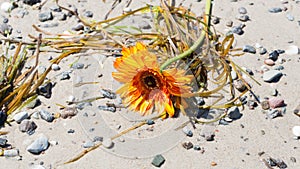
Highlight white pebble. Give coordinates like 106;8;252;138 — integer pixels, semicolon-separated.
123;7;132;13
51;64;60;71
292;126;300;137
285;45;299;55
66;95;75;103
13;111;29;123
1;2;13;13
102;138;113;149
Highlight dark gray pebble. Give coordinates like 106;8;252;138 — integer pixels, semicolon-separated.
0;110;7;126
39;110;54;122
232;26;244;35
238;7;247;14
236;14;249;22
0;23;12;36
212;17;220;24
22;0;41;6
3;18;8;23
259;48;267;55
0;138;8;147
182;141;193;149
268;7;282;13
193;145;201;151
67;129;75;133
274;65;284;70
83;11;93;18
243;45;256;54
152;154;165;167
228;106;242;119
93;136;103;142
100;89;116;99
37;82;52;98
38;11;53;22
276;49;285;54
269;50;279;61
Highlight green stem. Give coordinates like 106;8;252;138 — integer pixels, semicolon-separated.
159;0;212;71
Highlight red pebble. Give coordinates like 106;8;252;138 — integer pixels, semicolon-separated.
268;97;285;108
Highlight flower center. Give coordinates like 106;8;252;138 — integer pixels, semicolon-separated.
141;72;160;90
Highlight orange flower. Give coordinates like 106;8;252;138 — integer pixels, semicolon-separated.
112;42;193;118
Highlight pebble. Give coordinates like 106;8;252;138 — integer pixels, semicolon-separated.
55;12;67;21
152;154;165;167
182;141;193;150
261;100;270;110
0;138;8;147
268;97;285;108
13;111;29;123
72;23;84;31
259;48;267;55
83;11;93;18
231;70;238;80
234;79;247;92
102;138;113;149
39;110;54;122
182;126;193;137
146;119;155;125
27;135;49;154
200;125;215;141
290;157;297;163
268;7;282;13
71;62;84;69
228;106;242;119
264;59;275;66
38;12;53;22
1;2;13;13
271;89;278;96
231;26;244;35
269;50;279;61
93;136;103;142
51;64;60;71
236;14;249;22
98;105;116;112
100;89;116;99
274;65;284;70
286;13;294;21
292;126;300;137
23;0;40;5
37;82;52;98
49;5;61;12
61;107;78;119
138;20;151;29
242;45;256;54
82;141;95;148
19;120;37;135
3;149;19;157
0;23;12;36
267;109;282;119
212;17;220;24
262;70;282;82
26;98;41;109
193;145;201;151
67;129;75;133
285;45;299;55
238;7;247;14
60;72;70;80
123;7;132;13
31;112;40;119
226;20;233;27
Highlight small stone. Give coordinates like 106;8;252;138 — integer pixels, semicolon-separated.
290;157;297;163
0;110;7;126
268;7;282;13
182;141;193;150
200;125;215;141
55;12;67;21
71;62;84;69
60;107;78;119
232;26;244;35
219;119;230;125
286;13;294;21
49;5;61;12
3;149;19;157
271;89;278;96
274;65;284;70
285;45;299;55
37;82;52;98
72;23;84;31
13;111;29;123
83;10;93;18
264;59;275;66
263;70;282;82
38;12;53;22
123;7;132;13
226;20;233;27
19;120;37;135
51;64;60;71
102;138;113;149
98;105;116;112
236;14;249;22
231;70;238;80
259;48;267;55
243;45;256;54
66;95;75;104
39;110;54;122
1;2;13;13
234;79;247;92
267;109;282;119
238;7;247;14
276;159;287;168
269;50;279;61
60;72;70;80
67;129;75;133
193;145;201;151
138;20;151;29
23;0;41;6
82;141;95;148
146;119;155;125
26;98;41;109
0;23;12;36
31;112;40;119
27;135;49;154
228;106;242;119
261;100;270;110
93;136;103;142
182;126;193;137
152;154;165;167
268;97;285;108
0;138;8;147
212;17;220;24
292;126;300;137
